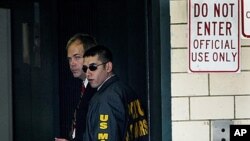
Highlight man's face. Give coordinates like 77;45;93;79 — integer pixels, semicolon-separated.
67;41;85;80
83;55;111;88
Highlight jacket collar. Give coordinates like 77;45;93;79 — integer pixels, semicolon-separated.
97;75;118;93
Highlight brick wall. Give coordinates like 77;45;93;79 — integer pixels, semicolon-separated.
170;0;250;140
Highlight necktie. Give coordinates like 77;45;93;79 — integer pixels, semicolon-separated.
71;83;86;139
81;84;86;96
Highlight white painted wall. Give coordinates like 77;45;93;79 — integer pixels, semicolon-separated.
170;0;250;140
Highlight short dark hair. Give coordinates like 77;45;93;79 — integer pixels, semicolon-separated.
83;45;113;63
66;33;97;51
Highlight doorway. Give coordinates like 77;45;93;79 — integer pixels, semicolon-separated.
0;8;12;141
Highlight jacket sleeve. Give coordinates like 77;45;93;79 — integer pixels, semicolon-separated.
88;91;126;141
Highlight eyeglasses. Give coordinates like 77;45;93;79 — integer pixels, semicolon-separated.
82;62;107;73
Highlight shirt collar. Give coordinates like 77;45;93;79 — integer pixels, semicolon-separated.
83;78;88;87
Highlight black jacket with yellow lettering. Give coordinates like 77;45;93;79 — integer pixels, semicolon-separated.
83;75;148;141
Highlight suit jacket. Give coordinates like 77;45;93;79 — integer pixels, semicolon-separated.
72;83;96;141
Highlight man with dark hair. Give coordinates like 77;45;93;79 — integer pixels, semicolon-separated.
55;33;97;141
83;45;149;141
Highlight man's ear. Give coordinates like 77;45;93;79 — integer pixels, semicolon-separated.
105;62;113;72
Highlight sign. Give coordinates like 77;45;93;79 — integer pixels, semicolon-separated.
242;0;250;38
189;0;240;72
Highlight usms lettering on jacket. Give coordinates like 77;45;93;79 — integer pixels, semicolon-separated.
126;99;149;141
97;99;148;141
99;114;109;140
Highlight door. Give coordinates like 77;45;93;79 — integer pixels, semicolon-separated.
0;8;13;141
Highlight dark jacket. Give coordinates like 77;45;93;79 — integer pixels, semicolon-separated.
83;75;148;141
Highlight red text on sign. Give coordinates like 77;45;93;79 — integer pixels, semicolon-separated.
197;21;232;36
214;3;235;17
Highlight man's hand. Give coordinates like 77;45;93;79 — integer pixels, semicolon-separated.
55;137;68;141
